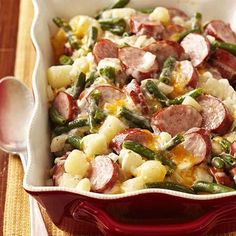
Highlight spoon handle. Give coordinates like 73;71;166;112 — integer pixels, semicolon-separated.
19;152;48;236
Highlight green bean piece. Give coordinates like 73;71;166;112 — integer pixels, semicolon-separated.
53;17;80;49
99;67;116;83
119;107;152;131
54;119;88;135
220;138;231;153
145;181;195;194
98;18;126;36
85;71;98;88
49;107;67;126
67;136;82;149
71;72;86;99
192;12;202;32
211;156;225;169
220;154;236;169
123;141;177;170
193;181;235;194
162;134;184;151
87;26;98;50
145;80;169;106
159;57;176;84
167;88;203;105
59;55;73;65
138;8;154;14
111;0;130;9
212;40;236;57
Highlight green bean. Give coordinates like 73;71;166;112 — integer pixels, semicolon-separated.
220;154;236;169
85;71;98;88
59;55;73;65
49;107;67;126
193;181;235;194
145;181;195;194
54;119;88;135
167;88;203;105
159;57;176;84
162;134;184;151
99;67;116;83
87;26;98;50
192;12;202;32
71;72;86;99
119;107;152;131
220;138;231;153
145;80;169;106
138;8;154;14
123;141;177;170
98;18;126;36
67;136;82;149
212;40;236;57
53;17;80;49
211;156;225;169
111;0;130;9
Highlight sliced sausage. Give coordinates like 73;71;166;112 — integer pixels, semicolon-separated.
182;128;212;163
125;79;149;114
197;95;233;135
180;33;210;67
144;40;185;68
119;47;159;81
230;141;236;156
51;155;67;186
151;105;202;136
93;39;118;63
174;60;198;88
110;128;153;154
167;7;189;21
53;92;77;121
209;48;236;84
89;155;119;193
129;15;165;40
230;166;236;183
210;167;235;187
204;20;236;44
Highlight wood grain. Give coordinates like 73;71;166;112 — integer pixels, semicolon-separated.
0;0;20;235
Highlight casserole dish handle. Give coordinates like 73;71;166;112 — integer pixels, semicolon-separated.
72;201;236;235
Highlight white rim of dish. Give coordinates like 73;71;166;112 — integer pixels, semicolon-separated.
24;0;236;201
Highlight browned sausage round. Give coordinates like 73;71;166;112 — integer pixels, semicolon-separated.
180;33;210;67
210;167;235;187
151;105;202;136
144;40;185;67
110;128;153;154
230;141;236;156
197;95;233;135
119;47;159;81
129;15;165;40
167;7;189;22
89;155;119;193
93;39;118;63
204;20;236;44
53;92;77;121
125;79;149;114
209;48;236;84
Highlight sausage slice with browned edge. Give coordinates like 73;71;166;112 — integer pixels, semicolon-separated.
93;39;118;63
167;7;189;22
119;47;159;81
53;91;77;121
144;40;185;67
125;79;149;114
209;48;236;85
89;155;119;193
197;95;233;135
151;105;202;136
180;33;210;67
110;128;153;154
204;20;236;44
129;15;165;40
182;128;212;163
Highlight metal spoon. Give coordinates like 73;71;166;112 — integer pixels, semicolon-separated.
0;77;48;236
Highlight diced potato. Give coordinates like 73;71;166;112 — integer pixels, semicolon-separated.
101;8;136;21
69;15;102;39
47;65;76;89
157;82;174;95
119;149;144;176
99;115;127;143
51;29;67;60
194;165;213;183
50;134;68;153
138;52;156;72
157;132;172;149
76;178;91;192
98;58;122;74
82;133;108;157
121;177;145;193
182;96;202;112
136;160;167;183
64;150;90;177
47;85;55;102
58;173;81;188
71;56;90;75
149;7;170;25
